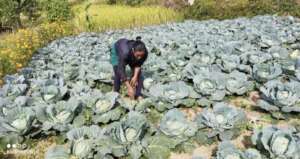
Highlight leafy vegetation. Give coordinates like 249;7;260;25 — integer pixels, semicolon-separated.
0;3;182;85
185;0;300;20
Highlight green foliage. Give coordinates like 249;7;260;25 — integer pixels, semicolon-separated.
0;0;39;28
125;0;144;6
185;0;300;20
44;0;73;22
0;56;14;79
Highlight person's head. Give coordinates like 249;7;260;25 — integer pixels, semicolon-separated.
132;36;148;60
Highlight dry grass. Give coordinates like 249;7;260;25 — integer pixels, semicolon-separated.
72;4;183;32
2;137;60;159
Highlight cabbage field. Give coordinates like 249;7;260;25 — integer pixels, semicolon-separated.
1;15;300;159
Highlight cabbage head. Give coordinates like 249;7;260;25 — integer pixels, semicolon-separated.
225;70;254;95
93;92;119;114
193;70;226;101
149;81;200;106
110;111;148;144
216;54;242;73
66;125;104;158
159;109;197;138
257;79;300;113
195;102;247;140
0;107;35;135
251;126;300;159
35;98;81;132
252;63;282;83
1;83;28;99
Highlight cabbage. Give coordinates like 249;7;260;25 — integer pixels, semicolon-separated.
149;81;199;107
0;107;35;135
257;79;300;114
66;125;104;158
193;70;226;101
35;98;81;132
251;126;300;158
252;63;282;83
225;70;254;95
160;109;197;138
215;141;262;159
110;111;148;143
195;102;247;140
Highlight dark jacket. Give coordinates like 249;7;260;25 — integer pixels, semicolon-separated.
115;38;148;82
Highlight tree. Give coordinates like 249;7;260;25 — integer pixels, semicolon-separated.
0;0;39;29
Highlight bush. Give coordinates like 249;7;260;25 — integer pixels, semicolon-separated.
44;0;73;22
185;0;300;20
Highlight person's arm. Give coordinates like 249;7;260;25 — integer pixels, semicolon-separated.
133;67;141;79
117;53;135;98
130;67;141;87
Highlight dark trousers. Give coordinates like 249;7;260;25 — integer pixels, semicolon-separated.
113;66;144;98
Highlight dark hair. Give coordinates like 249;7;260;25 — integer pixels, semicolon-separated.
132;36;147;54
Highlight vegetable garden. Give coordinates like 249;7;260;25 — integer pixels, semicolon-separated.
1;15;300;159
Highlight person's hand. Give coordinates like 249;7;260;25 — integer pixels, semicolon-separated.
127;86;135;99
130;76;138;87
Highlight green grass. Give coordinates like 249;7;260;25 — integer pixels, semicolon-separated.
72;4;183;32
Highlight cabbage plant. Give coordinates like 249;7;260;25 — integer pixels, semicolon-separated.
193;70;226;101
109;111;148;144
101;112;148;159
66;125;104;158
0;83;28;99
92;92;119;114
35;98;81;132
242;50;272;65
216;54;243;73
149;81;200;107
0;107;35;136
252;63;282;83
159;109;197;138
215;141;262;159
257;79;300;113
90;92;127;124
251;126;300;159
225;70;254;95
195;102;247;140
277;59;297;75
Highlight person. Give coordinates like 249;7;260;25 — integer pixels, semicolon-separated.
110;36;148;100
